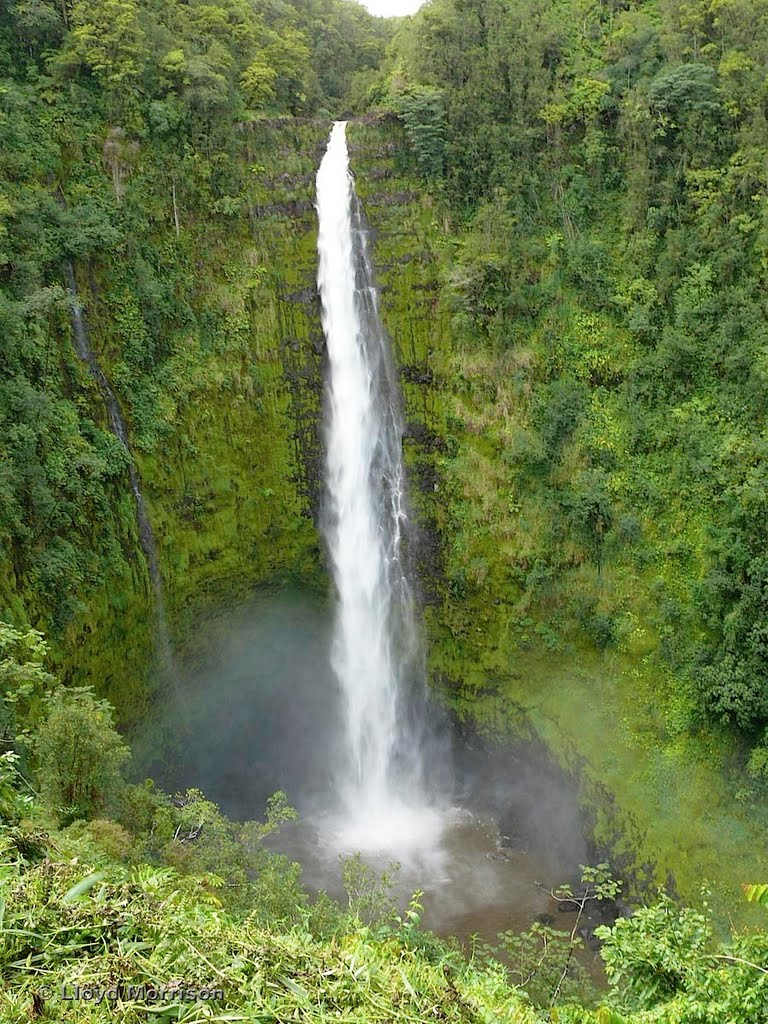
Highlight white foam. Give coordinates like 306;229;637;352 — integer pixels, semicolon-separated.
316;122;427;820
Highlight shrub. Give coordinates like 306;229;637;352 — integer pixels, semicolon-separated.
33;686;130;822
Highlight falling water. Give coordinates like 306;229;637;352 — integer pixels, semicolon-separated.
132;126;590;940
316;122;439;852
65;262;175;679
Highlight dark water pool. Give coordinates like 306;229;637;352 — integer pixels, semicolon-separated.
134;587;603;953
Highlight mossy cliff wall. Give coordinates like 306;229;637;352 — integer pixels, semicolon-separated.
347;118;767;918
348;121;449;605
6;109;763;916
6;119;330;723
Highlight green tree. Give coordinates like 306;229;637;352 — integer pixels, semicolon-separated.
63;0;148;115
391;85;446;179
11;0;64;55
0;622;54;762
596;890;768;1022
33;686;130;821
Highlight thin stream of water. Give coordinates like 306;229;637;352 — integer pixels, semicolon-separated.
65;262;174;677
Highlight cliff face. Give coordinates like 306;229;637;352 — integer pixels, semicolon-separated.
8;112;764;914
348;120;450;607
2;120;329;721
346;118;768;917
125;120;328;648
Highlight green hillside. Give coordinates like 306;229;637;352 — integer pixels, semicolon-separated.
3;1;768;1021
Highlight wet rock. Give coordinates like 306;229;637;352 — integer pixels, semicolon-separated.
486;850;510;862
264;172;314;189
283;288;317;306
400;364;434;386
403;421;448;452
498;810;530;851
255;200;314;218
578;926;602;951
366;191;421;207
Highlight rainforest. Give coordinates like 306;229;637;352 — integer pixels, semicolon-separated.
3;0;768;1020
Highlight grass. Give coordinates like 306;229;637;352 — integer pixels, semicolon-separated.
0;831;538;1024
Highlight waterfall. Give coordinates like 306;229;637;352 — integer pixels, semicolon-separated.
65;262;174;678
316;122;437;851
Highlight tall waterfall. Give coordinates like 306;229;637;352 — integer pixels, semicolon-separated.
316;122;435;849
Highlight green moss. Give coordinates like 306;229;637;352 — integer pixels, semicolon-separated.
13;121;330;725
349;117;768;926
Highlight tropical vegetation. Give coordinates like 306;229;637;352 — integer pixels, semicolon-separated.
3;0;768;1020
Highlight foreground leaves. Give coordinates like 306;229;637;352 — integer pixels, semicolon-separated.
0;835;537;1023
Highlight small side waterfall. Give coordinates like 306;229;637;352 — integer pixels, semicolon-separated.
65;262;174;677
316;122;438;851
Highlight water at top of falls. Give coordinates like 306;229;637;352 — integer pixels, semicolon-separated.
316;121;443;855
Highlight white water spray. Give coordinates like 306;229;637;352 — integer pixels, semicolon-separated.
316;122;440;852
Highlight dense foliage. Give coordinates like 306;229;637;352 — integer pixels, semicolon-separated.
0;0;388;640
2;629;768;1022
380;0;768;773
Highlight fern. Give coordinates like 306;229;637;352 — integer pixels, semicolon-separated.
742;883;768;907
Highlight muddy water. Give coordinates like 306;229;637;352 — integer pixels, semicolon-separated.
272;807;566;946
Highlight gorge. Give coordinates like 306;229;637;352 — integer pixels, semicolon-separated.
136;120;592;947
4;1;768;1020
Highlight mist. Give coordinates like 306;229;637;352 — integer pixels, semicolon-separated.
133;587;342;820
132;585;594;945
